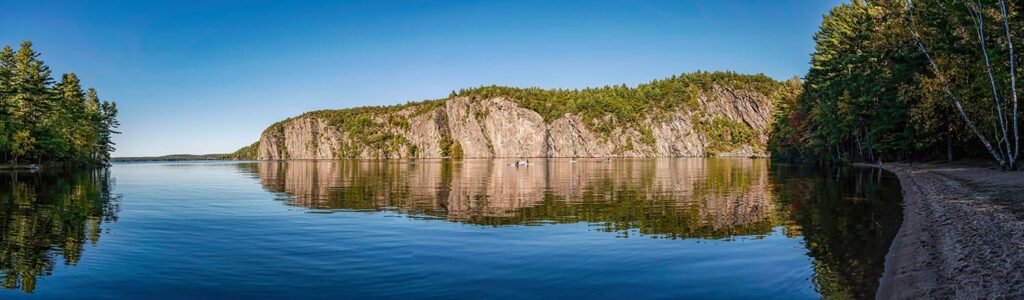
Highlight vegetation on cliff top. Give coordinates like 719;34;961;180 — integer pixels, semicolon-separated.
453;71;795;150
452;71;786;125
250;71;793;158
223;142;260;160
0;41;120;166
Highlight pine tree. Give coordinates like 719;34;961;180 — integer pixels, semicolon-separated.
0;46;15;160
54;73;92;161
96;100;119;165
0;41;119;167
85;88;101;161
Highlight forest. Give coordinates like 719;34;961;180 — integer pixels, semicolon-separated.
0;41;119;167
771;0;1023;170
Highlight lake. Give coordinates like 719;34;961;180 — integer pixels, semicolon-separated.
0;159;902;299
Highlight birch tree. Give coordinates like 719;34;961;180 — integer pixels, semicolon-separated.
903;0;1021;169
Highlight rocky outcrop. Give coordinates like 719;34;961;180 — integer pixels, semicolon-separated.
255;85;776;160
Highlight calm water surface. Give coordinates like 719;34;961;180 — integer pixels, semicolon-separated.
0;159;901;299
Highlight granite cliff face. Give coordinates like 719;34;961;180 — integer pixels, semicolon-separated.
254;82;781;160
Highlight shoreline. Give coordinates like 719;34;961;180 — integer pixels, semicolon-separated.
109;156;768;162
856;163;1024;299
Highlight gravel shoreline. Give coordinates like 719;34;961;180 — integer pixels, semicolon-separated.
856;163;1024;299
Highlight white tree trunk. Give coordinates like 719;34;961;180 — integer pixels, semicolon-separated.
999;0;1019;168
903;16;1008;167
966;1;1014;163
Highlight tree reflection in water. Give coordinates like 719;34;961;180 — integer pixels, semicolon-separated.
241;159;901;298
772;165;902;299
243;159;781;239
0;170;120;293
0;160;897;297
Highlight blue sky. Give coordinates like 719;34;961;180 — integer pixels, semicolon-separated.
2;0;842;157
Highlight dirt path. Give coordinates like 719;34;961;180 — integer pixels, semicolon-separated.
859;163;1024;299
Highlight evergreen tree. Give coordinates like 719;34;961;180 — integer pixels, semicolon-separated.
771;0;1023;168
54;73;93;161
96;100;119;165
0;41;119;167
0;46;15;160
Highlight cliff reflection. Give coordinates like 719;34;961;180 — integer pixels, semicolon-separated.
243;159;780;239
0;170;120;293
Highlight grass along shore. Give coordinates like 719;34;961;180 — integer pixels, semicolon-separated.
855;162;1024;299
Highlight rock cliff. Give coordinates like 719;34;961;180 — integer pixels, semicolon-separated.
251;73;789;160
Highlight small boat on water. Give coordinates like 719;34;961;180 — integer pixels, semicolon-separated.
507;159;530;167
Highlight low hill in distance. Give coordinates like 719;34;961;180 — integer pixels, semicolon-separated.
112;154;236;162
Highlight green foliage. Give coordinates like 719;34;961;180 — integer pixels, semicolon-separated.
0;41;119;166
773;0;1024;164
453;71;787;138
449;140;464;159
406;144;419;157
224;141;260;160
409;98;446;117
439;134;462;159
639;127;656;147
267;101;442;159
696;116;759;156
10;130;35;164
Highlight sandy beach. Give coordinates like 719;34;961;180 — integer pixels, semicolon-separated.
863;163;1024;299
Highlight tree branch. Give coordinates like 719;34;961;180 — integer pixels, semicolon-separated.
904;0;1008;167
965;0;1013;161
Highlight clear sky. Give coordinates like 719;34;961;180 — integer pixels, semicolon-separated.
2;0;843;157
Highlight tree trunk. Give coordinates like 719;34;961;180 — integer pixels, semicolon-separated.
999;0;1020;169
967;2;1014;163
866;126;875;162
856;134;864;161
947;122;954;162
903;16;1007;167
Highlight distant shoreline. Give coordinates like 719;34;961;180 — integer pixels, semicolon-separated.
111;154;230;162
110;156;770;162
858;163;1024;299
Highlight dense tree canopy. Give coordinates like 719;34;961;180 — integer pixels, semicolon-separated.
0;41;119;166
771;0;1023;169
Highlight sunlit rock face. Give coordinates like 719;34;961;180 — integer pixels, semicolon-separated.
255;85;775;160
250;158;777;238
